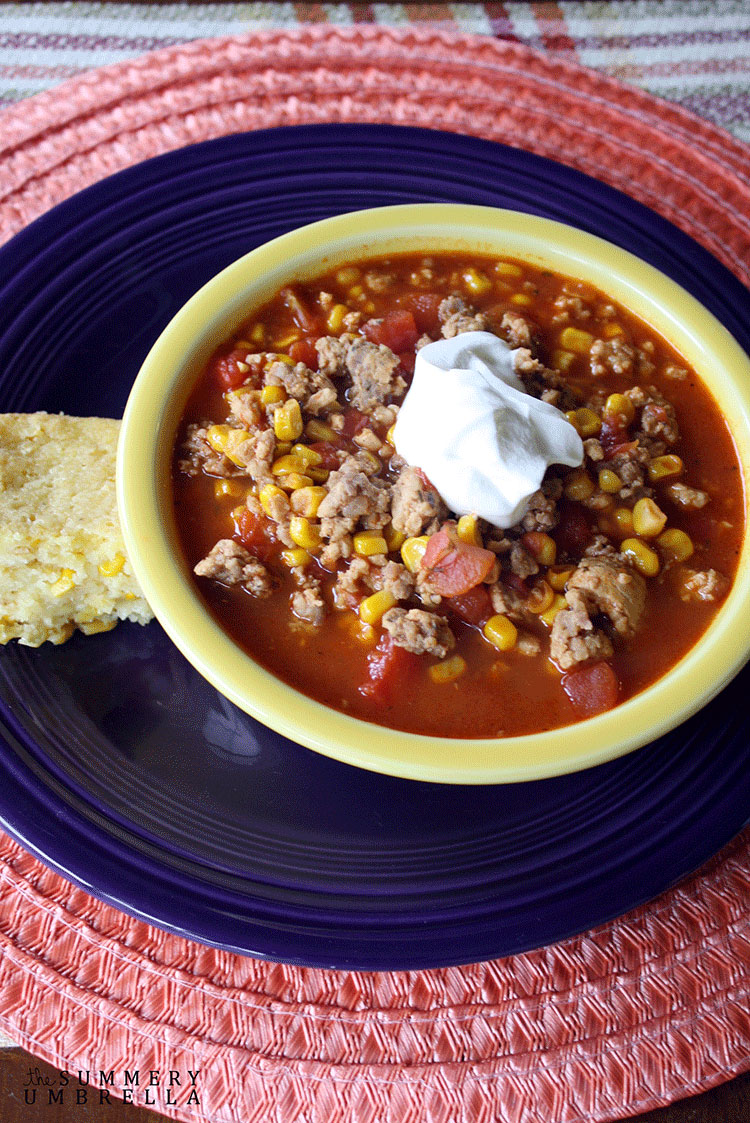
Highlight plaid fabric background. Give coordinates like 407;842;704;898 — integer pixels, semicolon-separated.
0;1;749;141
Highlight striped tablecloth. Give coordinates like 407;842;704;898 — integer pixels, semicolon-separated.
0;1;749;144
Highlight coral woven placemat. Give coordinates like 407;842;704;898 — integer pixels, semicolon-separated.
1;26;750;1123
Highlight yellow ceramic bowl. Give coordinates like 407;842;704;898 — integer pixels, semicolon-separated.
117;204;750;784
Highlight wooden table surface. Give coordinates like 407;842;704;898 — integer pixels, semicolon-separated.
0;1047;747;1122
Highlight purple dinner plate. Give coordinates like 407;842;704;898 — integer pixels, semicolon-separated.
0;124;748;970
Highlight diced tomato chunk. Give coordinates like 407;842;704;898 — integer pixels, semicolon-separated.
340;407;370;439
448;585;493;627
562;661;620;718
600;419;633;459
397;292;443;334
210;349;261;392
421;524;497;597
308;440;343;469
605;438;638;461
234;508;275;563
554;502;592;555
288;338;319;369
359;636;420;704
397;350;416;375
361;310;420;354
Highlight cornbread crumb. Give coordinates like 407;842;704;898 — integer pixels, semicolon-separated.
0;412;153;646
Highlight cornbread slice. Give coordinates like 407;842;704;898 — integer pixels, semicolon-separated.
0;412;153;646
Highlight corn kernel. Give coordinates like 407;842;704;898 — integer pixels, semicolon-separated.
551;352;575;376
647;454;684;481
527;579;555;615
612;506;635;536
337;612;377;645
273;331;301;350
540;593;568;627
336;266;360;286
305;418;338;442
603;322;624;338
510;292;533;306
547;565;574;591
259;483;288;517
213;479;245;500
359;592;397;628
383;523;406;552
261;384;286;406
207;425;250;466
354;530;388;557
98;553;125;577
621;537;660;577
280;547;311;568
462;267;492;295
559;326;594;353
598;468;622;494
249;324;265;345
274;398;303;442
267;353;295;368
205;424;231;453
566;407;602;438
290;485;327;517
290;443;323;467
326;303;350;333
603;393;635;426
657;528;694;561
50;568;75;597
358;622;378;645
401;536;430;573
359;589;397;625
289;516;322;551
385;424;397;446
429;654;467;684
632;497;668;538
483;614;518;650
494;261;523;278
348;285;364;300
278;472;314;492
272;453;307;476
79;620;116;635
456;514;482;547
523;532;557;567
307;467;330;483
564;469;595;501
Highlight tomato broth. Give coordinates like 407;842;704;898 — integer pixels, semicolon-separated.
173;252;743;737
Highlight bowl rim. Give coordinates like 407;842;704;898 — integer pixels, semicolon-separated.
117;202;750;784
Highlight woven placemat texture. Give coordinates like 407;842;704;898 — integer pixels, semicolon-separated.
0;23;749;1123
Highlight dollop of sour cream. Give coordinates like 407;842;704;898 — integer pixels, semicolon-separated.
392;331;584;529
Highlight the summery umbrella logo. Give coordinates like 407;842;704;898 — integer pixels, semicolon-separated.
22;1064;201;1108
